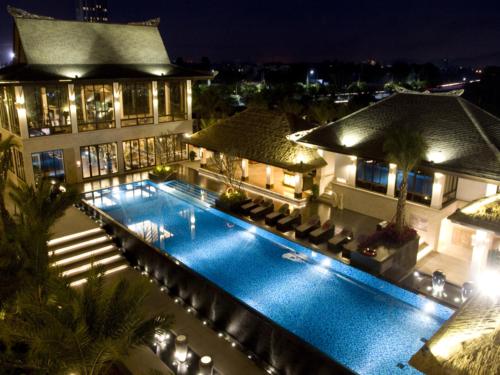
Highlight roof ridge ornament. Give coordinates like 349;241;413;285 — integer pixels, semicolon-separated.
7;5;54;20
129;18;161;27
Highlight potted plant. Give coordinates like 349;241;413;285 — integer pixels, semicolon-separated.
215;187;248;212
149;165;176;182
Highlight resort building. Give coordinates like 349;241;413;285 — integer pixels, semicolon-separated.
189;92;500;285
0;7;210;187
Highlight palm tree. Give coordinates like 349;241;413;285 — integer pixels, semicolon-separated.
0;136;17;231
1;268;173;374
383;125;428;234
308;101;337;125
8;180;77;286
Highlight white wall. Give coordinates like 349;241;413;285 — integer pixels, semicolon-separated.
456;178;488;202
334;153;356;186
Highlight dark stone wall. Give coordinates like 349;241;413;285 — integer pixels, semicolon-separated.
82;202;353;375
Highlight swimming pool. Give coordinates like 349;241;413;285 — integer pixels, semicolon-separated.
84;180;453;374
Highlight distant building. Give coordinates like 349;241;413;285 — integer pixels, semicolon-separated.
76;0;109;22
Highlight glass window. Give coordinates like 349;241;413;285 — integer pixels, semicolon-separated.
75;84;115;132
155;134;188;164
122;137;156;170
0;86;20;135
12;149;25;181
396;169;433;205
356;158;389;193
31;150;65;182
24;85;72;137
80;143;118;179
121;82;153;126
442;174;458;206
158;81;187;122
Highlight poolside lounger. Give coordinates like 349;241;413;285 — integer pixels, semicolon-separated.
276;210;301;232
295;215;320;238
309;220;335;244
265;203;290;226
240;197;263;215
327;228;354;252
250;199;274;220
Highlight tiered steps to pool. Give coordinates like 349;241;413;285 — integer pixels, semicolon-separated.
163;180;218;206
48;227;128;287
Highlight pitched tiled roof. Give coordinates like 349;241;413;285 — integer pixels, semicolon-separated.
14;17;170;65
300;93;500;181
448;194;500;233
0;9;212;82
188;108;327;173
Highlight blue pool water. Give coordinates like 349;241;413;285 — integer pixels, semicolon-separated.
85;180;453;375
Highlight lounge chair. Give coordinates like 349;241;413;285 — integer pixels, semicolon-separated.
240;197;263;215
328;228;354;252
265;203;290;226
295;215;320;238
276;210;301;232
309;220;335;244
250;199;274;220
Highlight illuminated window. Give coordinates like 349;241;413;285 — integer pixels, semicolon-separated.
24;85;72;137
356;158;389;193
75;84;115;132
12;148;25;181
155;134;188;164
31;149;65;182
121;82;153;126
122;137;156;170
396;169;433;205
80;143;118;179
0;86;20;135
158;81;187;122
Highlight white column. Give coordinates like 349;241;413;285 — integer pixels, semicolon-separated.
186;80;193;121
431;172;445;209
14;86;28;139
387;163;397;197
485;183;498;197
116;140;125;174
200;148;207;167
152;81;159;124
266;165;274;189
471;229;493;281
241;158;249;180
347;156;357;187
318;151;335;194
113;82;121;128
294;172;303;199
68;84;78;134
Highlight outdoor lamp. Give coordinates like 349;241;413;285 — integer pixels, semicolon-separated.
175;335;188;362
461;281;474;302
432;270;446;294
199;355;213;375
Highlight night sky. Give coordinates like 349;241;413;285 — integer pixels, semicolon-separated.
1;0;500;65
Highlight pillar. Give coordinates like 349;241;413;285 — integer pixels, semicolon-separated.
200;148;207;167
116;140;125;174
186;80;193;121
68;84;78;134
14;86;28;139
113;82;121;128
470;229;493;281
241;158;249;181
152;81;159;124
387;163;397;197
346;156;357;187
266;165;274;189
318;150;335;194
485;183;498;197
294;172;303;199
431;172;445;209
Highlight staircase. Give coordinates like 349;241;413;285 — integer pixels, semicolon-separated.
48;227;128;287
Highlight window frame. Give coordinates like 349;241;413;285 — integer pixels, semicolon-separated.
75;83;115;132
